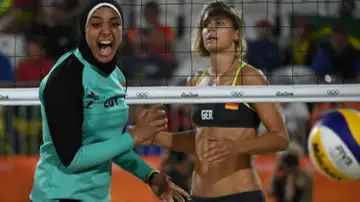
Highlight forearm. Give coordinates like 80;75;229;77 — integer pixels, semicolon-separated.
154;130;196;153
66;133;135;172
113;149;155;182
237;132;289;155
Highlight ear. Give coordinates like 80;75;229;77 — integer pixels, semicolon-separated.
233;29;241;42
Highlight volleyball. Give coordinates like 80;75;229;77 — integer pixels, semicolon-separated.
308;108;360;181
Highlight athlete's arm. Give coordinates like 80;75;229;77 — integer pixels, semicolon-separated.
152;73;203;153
113;150;158;183
42;59;135;173
235;66;289;154
153;130;196;153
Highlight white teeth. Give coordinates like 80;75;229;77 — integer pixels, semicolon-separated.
100;41;111;44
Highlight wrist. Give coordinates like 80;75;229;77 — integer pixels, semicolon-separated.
128;131;140;146
153;132;172;148
145;169;160;184
152;132;162;146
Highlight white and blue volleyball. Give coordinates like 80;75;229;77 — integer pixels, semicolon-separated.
308;108;360;181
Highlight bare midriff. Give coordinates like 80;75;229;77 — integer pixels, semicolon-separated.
191;127;262;197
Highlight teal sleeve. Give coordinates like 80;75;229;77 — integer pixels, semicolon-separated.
113;149;154;182
66;132;135;172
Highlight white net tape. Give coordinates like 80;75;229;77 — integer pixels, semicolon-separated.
0;84;359;105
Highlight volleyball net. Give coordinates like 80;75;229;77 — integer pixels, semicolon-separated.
0;0;359;153
0;1;360;202
0;84;359;106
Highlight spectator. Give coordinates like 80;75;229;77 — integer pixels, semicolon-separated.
168;105;193;133
127;1;176;62
246;20;280;73
339;0;356;20
121;52;174;86
0;50;14;86
268;150;313;202
25;1;76;61
9;36;53;155
280;102;309;145
122;1;177;86
0;0;11;17
16;36;53;87
312;24;360;82
0;106;13;155
283;18;317;66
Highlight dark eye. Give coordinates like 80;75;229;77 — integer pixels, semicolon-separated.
112;22;121;27
202;20;210;28
90;22;101;28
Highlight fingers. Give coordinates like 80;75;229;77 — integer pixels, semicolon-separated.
138;109;148;118
149;104;164;113
204;145;228;161
168;182;190;198
173;192;185;202
148;108;167;121
207;140;222;151
144;105;167;125
204;146;223;158
208;154;228;164
150;118;168;128
127;125;135;131
205;149;228;163
159;191;173;202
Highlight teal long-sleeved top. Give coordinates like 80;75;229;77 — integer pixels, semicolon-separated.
30;49;154;202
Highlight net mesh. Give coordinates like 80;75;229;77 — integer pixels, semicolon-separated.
0;0;359;151
0;1;360;201
0;0;359;153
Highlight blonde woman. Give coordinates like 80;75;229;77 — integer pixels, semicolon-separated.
153;1;289;202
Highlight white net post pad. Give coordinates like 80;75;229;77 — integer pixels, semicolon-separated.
0;84;360;105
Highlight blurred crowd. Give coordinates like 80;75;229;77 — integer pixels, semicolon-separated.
0;0;359;201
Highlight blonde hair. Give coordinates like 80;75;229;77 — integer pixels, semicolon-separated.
191;1;247;57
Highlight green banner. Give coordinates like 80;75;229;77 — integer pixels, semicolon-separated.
293;14;360;49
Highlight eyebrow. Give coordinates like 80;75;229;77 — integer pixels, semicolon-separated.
89;16;121;21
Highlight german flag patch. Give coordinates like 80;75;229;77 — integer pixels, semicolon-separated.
225;103;239;110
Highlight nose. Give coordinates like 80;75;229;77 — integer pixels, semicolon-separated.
101;23;111;36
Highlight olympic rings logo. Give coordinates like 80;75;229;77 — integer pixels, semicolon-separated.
231;91;244;97
136;92;149;98
326;89;340;96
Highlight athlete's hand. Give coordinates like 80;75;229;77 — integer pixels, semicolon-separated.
204;136;237;164
129;104;167;146
149;173;190;202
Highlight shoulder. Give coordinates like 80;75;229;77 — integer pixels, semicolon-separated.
43;53;84;97
186;70;206;86
238;63;268;86
115;66;127;82
48;53;83;80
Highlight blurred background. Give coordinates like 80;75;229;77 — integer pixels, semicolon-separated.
0;0;360;201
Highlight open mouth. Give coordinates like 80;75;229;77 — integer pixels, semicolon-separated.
207;36;218;41
98;41;113;56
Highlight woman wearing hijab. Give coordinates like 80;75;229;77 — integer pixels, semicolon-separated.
29;0;188;201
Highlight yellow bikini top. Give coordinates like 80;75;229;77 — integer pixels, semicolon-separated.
195;62;253;110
